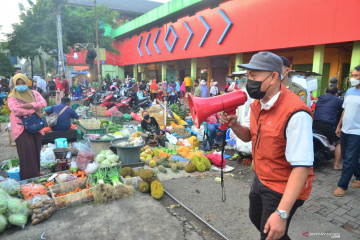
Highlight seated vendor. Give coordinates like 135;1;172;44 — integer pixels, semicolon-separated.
45;97;79;131
141;110;164;142
206;113;223;146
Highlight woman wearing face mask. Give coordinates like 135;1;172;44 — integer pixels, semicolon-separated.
8;74;47;180
141;110;163;143
169;89;177;105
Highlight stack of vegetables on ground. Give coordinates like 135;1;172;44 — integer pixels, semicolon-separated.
138;169;164;200
88;167;134;204
0;179;29;232
184;155;212;173
94;150;120;168
101;120;124;134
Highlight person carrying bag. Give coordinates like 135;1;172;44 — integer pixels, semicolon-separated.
46;105;68;128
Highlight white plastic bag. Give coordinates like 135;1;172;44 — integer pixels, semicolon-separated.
40;149;56;169
166;132;177;145
85;162;98;174
178;138;191;147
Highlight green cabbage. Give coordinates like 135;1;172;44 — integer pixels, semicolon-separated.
8;214;28;228
95;153;106;163
107;155;119;163
0;179;20;196
0;197;7;214
101;135;112;141
100;159;111;166
0;214;6;233
7;198;22;214
0;189;9;200
105;150;115;158
100;150;107;155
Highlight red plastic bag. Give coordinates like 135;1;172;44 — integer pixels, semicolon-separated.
76;152;94;171
130;112;142;122
105;106;124;117
206;152;226;168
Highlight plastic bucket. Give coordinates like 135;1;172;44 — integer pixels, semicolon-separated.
226;129;236;146
55;138;68;148
110;138;145;165
7;167;21;181
89;135;115;156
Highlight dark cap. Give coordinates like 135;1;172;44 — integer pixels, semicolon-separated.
329;77;338;86
279;56;291;68
238;51;283;76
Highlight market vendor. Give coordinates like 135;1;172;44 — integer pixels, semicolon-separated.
44;97;79;132
141;110;164;142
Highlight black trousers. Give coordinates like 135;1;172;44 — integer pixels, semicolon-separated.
249;175;304;240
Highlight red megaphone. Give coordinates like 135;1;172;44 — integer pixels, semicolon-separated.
188;91;248;130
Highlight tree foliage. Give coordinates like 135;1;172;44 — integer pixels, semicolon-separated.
0;52;15;77
6;0;119;60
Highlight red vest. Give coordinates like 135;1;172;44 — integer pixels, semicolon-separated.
250;85;314;200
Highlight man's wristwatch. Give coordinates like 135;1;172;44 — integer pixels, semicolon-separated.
276;209;288;220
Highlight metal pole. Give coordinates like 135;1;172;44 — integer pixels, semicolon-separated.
56;13;65;76
94;0;101;90
164;189;230;240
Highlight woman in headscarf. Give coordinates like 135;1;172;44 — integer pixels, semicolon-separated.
200;80;208;98
8;74;47;180
210;82;220;97
150;79;159;101
179;81;186;99
55;77;64;104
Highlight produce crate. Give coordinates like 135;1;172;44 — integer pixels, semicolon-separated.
110;115;124;125
20;171;68;187
77;122;107;135
90;104;107;117
49;178;95;209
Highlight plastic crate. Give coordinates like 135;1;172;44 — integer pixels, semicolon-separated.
111;115;124;125
77;122;107;135
20;171;68;187
49;178;95;209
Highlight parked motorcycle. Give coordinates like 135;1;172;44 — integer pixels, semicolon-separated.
116;89;151;113
84;88;102;106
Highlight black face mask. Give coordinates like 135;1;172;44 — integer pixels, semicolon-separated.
144;115;150;120
246;73;273;99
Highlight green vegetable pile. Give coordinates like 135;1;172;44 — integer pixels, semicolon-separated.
154;147;176;155
88;167;124;186
95;150;120;168
1;158;19;171
0;115;10;123
169;104;188;118
101;120;123;133
0;184;29;232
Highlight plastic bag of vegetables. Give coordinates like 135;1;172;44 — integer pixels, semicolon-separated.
0;178;20;196
85;162;98;174
0;214;7;233
8;214;28;229
76;152;94;171
20;184;47;200
27;195;56;225
7;197;28;216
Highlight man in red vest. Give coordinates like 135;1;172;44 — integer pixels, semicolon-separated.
220;51;314;240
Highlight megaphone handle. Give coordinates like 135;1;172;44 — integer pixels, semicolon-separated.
219;110;236;131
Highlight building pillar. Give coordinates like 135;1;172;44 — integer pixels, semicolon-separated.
119;66;124;80
133;64;138;79
312;45;325;97
162;62;167;81
235;53;243;71
191;58;197;86
350;41;360;72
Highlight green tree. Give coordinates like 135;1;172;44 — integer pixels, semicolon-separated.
0;52;15;77
6;0;119;74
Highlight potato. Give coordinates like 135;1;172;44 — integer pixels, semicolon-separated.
32;219;40;225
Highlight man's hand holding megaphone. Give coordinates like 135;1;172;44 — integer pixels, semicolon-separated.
219;112;251;142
